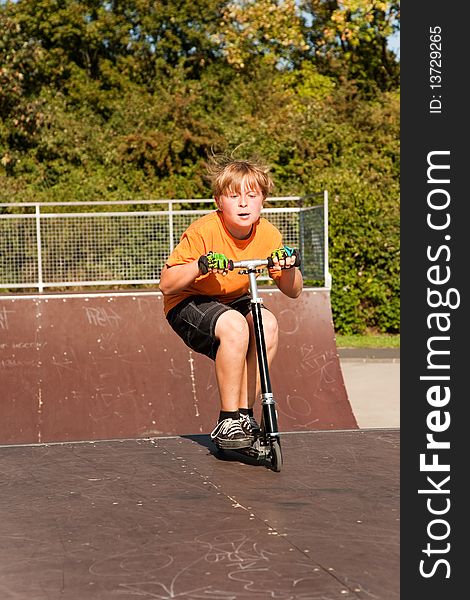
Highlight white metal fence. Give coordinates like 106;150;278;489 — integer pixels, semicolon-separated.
0;194;330;292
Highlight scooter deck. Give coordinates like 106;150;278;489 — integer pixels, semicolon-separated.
217;431;282;472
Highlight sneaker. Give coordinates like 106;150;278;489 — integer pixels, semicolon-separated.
239;413;261;438
210;418;252;449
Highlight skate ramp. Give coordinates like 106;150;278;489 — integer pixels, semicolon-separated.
0;289;357;445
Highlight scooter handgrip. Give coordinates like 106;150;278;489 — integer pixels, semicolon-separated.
293;249;301;267
227;259;234;271
198;254;209;275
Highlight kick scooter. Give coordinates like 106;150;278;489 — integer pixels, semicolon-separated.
225;258;285;472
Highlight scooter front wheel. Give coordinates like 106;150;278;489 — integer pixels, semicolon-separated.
269;437;283;472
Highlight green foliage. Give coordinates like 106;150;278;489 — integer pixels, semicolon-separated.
298;0;400;94
335;333;400;349
0;0;400;334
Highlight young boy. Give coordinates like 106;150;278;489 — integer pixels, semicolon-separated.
159;156;303;449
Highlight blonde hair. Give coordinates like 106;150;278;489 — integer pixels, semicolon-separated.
205;152;274;199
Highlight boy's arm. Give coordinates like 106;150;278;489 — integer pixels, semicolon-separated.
268;249;303;298
159;261;200;295
159;252;230;295
271;263;303;298
159;229;211;295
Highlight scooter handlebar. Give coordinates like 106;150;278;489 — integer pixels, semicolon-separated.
229;259;269;270
230;250;301;271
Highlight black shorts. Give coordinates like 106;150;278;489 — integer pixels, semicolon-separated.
166;295;252;360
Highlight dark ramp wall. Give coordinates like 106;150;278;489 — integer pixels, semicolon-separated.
0;290;357;445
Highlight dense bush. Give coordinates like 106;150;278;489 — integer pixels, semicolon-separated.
0;0;400;333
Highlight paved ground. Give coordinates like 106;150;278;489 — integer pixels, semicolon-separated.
0;430;399;600
338;348;400;430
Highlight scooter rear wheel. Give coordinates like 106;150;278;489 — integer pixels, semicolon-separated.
269;438;283;472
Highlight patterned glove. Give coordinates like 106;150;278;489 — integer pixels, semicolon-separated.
198;251;233;275
267;246;301;269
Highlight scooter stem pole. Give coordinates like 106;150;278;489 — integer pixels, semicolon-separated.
248;270;271;395
246;266;279;437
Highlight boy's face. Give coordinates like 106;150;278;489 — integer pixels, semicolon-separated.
216;178;264;240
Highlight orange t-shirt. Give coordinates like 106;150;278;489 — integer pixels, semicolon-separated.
163;210;283;315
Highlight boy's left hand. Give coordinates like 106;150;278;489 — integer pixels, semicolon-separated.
267;246;301;273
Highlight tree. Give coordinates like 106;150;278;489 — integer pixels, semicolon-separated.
0;0;400;332
300;0;400;93
6;0;228;85
213;0;308;69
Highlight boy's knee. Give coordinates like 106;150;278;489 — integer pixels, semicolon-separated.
215;310;249;346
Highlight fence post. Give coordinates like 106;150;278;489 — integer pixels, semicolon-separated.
323;190;332;289
299;204;305;277
169;200;175;253
35;204;44;292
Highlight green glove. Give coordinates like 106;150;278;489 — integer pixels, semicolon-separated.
198;251;233;274
267;246;301;269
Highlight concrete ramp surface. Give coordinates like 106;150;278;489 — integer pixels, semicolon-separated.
0;289;357;445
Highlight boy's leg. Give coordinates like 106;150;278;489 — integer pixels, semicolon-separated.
166;296;254;448
211;309;253;449
213;310;250;411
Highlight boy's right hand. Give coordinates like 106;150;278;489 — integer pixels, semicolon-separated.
198;251;233;275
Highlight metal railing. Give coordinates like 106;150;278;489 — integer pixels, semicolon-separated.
0;194;330;292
